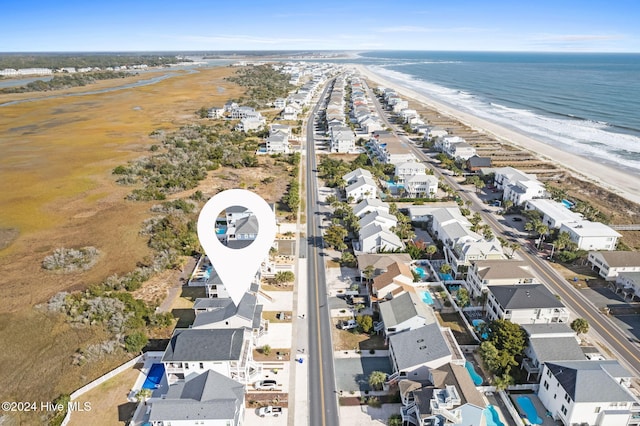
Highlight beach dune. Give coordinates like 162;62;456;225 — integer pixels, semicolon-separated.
353;64;640;205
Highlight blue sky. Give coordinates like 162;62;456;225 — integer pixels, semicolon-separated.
2;0;639;52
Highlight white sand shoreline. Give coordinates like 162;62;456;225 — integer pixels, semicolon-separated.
352;64;640;205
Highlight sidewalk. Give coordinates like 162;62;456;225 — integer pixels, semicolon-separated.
290;259;309;425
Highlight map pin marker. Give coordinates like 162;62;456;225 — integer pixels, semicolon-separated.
197;189;277;306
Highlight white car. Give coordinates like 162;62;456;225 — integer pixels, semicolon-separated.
339;319;357;330
254;379;278;391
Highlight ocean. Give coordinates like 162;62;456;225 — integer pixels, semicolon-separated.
352;51;640;175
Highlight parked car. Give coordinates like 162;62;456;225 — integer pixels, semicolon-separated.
258;406;283;417
254;380;278;391
339;319;357;330
512;217;523;222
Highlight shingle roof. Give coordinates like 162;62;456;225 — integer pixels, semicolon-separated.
389;323;451;370
546;360;635;403
473;260;535;281
430;363;486;408
595;251;640;268
378;291;433;328
149;370;244;422
356;253;412;272
162;328;246;362
235;215;259;235
528;336;585;364
488;284;564;310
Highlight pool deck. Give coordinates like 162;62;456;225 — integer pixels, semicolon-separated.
511;393;557;426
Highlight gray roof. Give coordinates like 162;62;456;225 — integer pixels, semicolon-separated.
162;328;246;362
149;370;244;422
529;336;585;364
521;323;575;337
546;360;635;403
235;215;259;235
594;251;640;268
225;206;248;214
430;363;486;408
389;323;451;370
379;292;433;329
473;260;535;281
192;293;260;325
488;284;564;310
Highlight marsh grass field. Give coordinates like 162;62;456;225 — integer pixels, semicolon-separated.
0;66;250;409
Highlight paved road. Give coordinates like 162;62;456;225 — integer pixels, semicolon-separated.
305;78;340;426
365;81;640;376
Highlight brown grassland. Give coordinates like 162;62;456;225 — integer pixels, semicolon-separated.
0;66;251;410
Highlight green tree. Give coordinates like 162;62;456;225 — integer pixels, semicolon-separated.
388;414;403;426
357;315;373;333
493;373;514;391
439;263;452;275
457;288;470;308
274;271;295;284
368;370;387;391
324;224;348;251
124;331;148;353
426;245;437;259
363;265;375;282
340;251;357;267
262;344;272;356
571;318;589;335
135;388;152;403
479;341;502;372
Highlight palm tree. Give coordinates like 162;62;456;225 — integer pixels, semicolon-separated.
368;371;387;391
363;265;375;283
426;245;437;259
440;263;452;275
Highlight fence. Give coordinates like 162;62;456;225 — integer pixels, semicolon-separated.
61;354;143;426
499;390;526;426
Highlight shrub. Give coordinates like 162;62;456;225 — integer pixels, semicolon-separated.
124;331;148;353
42;246;100;273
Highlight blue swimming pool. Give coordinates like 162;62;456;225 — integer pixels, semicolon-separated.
420;290;434;305
465;361;483;386
516;396;543;425
484;405;505;426
472;319;489;339
142;363;164;389
415;267;426;278
439;272;453;281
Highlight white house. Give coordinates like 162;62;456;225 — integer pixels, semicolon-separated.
559;220;621;251
345;176;378;203
615;272;640;301
405;174;438;198
273;97;286;109
465;259;537;298
538;360;638;426
282;104;301;120
343;168;373;185
503;179;546;206
445;141;477;160
208;106;225;119
587;251;640;280
162;328;260;385
356;253;413;278
359;224;404;254
265;131;290;154
394;162;427;184
330;126;356;153
147;369;245;426
485;284;570;325
520;323;584;381
359;210;397;233
378;291;435;336
353;198;390;218
525;199;583;229
191;293;266;342
236;116;265;132
388;323;453;381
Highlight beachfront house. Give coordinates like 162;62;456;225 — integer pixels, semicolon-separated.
615;273;640;301
587;251;640;280
503;178;546;206
538;360;639;426
162;328;261;385
147;369;245;426
445;141;477;161
485;284;570;325
464;259;537;298
520;323;584;381
524;199;584;229
559;220;621;251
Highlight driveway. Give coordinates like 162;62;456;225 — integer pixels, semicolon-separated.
334;357;393;393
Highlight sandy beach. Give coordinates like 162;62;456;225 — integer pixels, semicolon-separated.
352;64;640;205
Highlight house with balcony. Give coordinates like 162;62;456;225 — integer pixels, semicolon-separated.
464;259;537;298
587;251;640;280
371;262;415;302
395;162;427;184
236;116;265;132
343;168;373;185
450;237;504;278
559;220;621;251
345;176;378;203
359;210;398;234
615;272;640;301
330;126;356;153
191;293;267;343
405;174;439;199
485;284;570;325
388;322;454;381
538;360;640;426
147;369;245;426
503;178;546;206
520;323;584;381
265;130;290;154
162;328;260;385
445;141;477;161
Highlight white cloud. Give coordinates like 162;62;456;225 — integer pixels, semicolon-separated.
532;33;624;42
